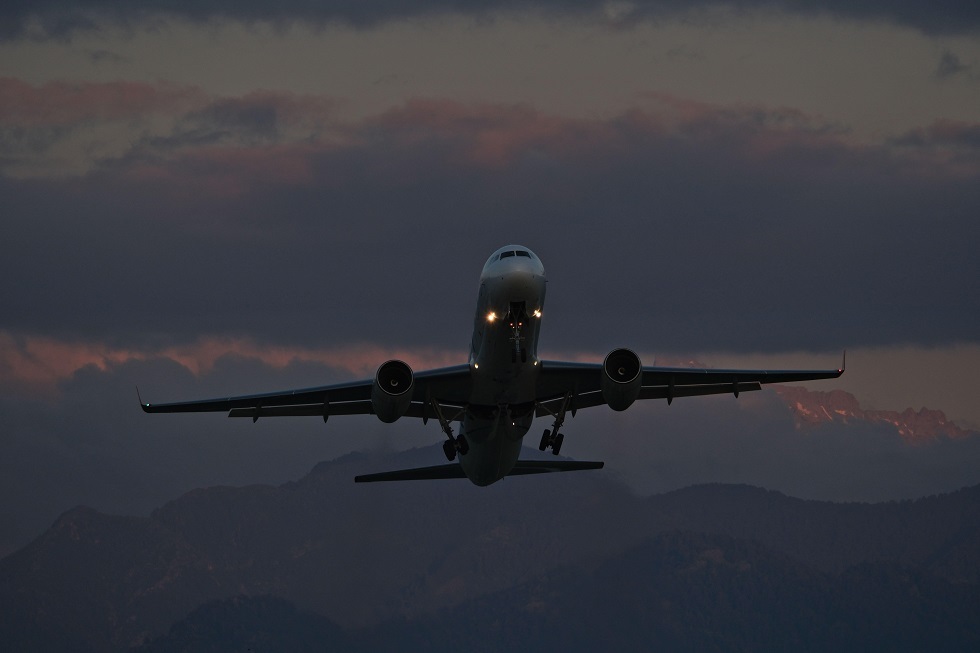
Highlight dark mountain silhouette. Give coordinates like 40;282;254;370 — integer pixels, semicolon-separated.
136;595;351;653
1;446;978;652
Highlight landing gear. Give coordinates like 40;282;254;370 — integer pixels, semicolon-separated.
432;398;468;461
442;434;469;461
538;429;566;456
537;392;572;455
506;302;528;364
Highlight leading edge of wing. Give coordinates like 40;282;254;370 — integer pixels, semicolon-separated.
640;354;845;386
141;363;473;414
354;459;604;483
140;377;374;413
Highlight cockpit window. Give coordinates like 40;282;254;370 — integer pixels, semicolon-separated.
516;251;531;257
500;251;515;259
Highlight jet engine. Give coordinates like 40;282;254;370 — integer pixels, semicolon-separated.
371;360;414;423
601;348;642;411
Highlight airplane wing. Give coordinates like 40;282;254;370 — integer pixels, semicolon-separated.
142;355;843;420
535;355;845;416
140;364;473;421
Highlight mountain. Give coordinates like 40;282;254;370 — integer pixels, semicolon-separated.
772;385;974;441
1;446;978;652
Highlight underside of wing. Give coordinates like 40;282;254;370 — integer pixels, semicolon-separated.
140;363;473;421
536;353;844;414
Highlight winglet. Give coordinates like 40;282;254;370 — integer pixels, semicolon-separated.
839;350;846;375
137;386;150;412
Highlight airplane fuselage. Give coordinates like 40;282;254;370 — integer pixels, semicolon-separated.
460;245;547;485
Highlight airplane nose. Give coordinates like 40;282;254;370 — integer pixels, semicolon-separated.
494;267;545;306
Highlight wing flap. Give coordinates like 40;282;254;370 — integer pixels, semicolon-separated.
228;401;374;419
226;400;468;420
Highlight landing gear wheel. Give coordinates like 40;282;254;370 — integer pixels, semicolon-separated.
457;434;470;456
442;439;457;461
539;429;551;452
551;432;564;456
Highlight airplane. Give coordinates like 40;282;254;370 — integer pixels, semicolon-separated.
141;244;844;486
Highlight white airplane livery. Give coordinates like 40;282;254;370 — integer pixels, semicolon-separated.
142;245;844;485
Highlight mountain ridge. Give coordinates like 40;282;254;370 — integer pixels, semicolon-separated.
1;446;978;651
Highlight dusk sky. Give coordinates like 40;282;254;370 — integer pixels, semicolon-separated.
1;2;978;552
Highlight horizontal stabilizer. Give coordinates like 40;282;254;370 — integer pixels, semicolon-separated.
354;459;604;483
354;464;468;483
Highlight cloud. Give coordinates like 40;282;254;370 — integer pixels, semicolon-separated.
935;50;973;79
0;331;465;396
2;1;979;41
0;79;340;177
568;388;980;502
1;86;977;354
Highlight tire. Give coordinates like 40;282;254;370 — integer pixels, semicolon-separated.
539;429;551;451
443;440;457;461
552;432;564;456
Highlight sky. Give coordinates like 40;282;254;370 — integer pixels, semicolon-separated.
1;2;978;552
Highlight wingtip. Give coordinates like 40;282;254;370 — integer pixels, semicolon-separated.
839;349;846;375
136;386;151;412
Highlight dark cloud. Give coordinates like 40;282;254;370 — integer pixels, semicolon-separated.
0;96;977;353
935;50;972;79
892;119;980;158
1;1;979;40
86;48;128;65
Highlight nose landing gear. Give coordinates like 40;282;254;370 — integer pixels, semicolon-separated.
506;302;529;363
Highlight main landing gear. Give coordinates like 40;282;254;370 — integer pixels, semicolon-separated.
538;392;572;456
431;399;468;461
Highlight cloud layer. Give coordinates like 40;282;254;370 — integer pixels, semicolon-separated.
2;80;977;354
3;1;980;40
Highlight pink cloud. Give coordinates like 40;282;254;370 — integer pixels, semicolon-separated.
0;77;207;126
6;77;969;189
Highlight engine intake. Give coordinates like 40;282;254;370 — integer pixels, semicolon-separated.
601;348;642;411
371;360;414;423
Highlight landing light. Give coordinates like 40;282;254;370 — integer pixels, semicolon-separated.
487;312;497;323
533;309;542;318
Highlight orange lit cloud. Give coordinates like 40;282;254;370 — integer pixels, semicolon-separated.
0;331;469;396
0;330;632;398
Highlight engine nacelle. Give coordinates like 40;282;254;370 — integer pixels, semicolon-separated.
371;360;414;423
601;348;642;411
